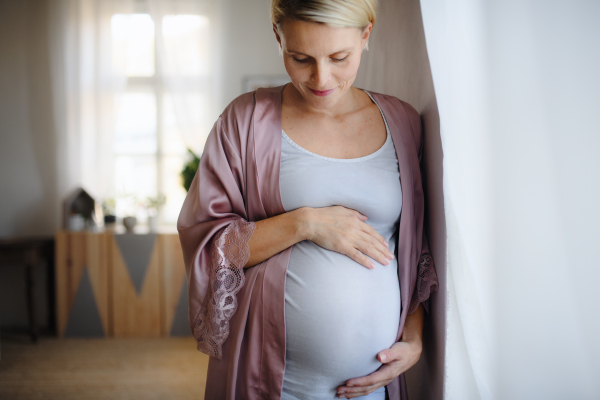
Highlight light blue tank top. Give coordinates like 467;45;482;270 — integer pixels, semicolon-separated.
280;92;402;400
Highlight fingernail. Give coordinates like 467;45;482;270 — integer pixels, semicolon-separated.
380;353;387;362
384;240;389;246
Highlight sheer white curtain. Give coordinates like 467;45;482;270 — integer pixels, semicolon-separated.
49;0;133;207
50;0;220;225
419;0;494;399
421;0;600;398
49;0;133;209
148;0;221;156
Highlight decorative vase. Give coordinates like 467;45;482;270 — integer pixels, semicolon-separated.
123;216;137;233
68;214;85;232
148;215;158;233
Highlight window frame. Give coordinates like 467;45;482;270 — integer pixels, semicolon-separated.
110;3;211;228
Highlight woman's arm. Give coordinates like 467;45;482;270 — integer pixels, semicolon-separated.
245;206;395;269
244;208;308;268
335;304;425;399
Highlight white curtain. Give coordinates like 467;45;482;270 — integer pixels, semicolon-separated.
49;0;133;205
419;0;494;398
148;0;221;156
421;0;600;398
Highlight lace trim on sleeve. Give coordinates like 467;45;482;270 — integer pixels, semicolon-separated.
192;218;256;359
408;253;439;314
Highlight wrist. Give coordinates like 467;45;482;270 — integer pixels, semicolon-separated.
401;330;423;356
403;333;422;348
292;207;314;241
396;336;422;366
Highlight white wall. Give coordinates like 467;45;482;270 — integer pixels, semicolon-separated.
217;0;287;111
489;1;600;398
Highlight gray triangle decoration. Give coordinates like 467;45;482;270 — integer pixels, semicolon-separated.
170;278;191;336
114;234;157;295
64;268;104;337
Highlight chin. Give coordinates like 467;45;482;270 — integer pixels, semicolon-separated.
301;85;346;108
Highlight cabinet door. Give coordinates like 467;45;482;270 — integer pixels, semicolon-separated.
55;231;110;337
110;234;161;337
159;235;188;336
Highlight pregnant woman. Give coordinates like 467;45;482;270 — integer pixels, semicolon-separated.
177;0;439;399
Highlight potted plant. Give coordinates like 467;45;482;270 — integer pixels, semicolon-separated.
180;148;200;192
142;194;166;233
102;198;117;231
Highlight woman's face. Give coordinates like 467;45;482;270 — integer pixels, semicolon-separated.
275;19;372;110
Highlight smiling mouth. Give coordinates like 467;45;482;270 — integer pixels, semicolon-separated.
309;87;336;97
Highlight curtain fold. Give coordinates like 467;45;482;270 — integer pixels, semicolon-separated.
49;0;133;204
419;0;494;399
148;0;221;156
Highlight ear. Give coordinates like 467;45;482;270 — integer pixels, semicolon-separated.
273;24;283;50
361;22;373;49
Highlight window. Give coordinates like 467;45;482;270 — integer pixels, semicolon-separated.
109;9;212;227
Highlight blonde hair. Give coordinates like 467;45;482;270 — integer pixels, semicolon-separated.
271;0;377;50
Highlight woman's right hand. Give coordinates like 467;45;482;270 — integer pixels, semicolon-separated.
302;206;394;269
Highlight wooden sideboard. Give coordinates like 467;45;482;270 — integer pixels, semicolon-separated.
55;231;189;338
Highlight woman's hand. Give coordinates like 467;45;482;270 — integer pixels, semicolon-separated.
303;206;394;269
335;341;422;398
336;304;425;399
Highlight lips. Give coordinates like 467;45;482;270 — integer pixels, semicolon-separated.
309;87;336;97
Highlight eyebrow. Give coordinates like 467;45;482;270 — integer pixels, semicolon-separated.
288;47;353;57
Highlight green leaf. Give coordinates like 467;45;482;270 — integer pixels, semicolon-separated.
181;148;201;192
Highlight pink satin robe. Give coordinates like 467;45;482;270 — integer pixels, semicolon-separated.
177;85;438;400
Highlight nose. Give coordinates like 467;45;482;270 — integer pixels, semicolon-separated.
311;61;330;88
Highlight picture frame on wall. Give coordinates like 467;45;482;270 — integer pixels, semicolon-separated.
242;75;291;93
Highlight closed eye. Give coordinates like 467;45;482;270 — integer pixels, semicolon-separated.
332;56;348;62
293;57;311;64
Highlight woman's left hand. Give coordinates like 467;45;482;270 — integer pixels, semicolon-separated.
336;340;422;399
336;304;425;399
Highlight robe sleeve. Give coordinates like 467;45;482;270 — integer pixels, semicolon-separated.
177;106;256;359
403;101;439;314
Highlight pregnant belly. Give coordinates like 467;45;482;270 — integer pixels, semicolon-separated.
283;241;401;399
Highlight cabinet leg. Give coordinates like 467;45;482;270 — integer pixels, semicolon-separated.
26;264;38;343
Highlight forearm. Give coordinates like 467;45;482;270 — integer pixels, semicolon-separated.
244;207;310;268
401;303;424;348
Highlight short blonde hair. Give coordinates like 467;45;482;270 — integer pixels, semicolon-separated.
271;0;377;49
